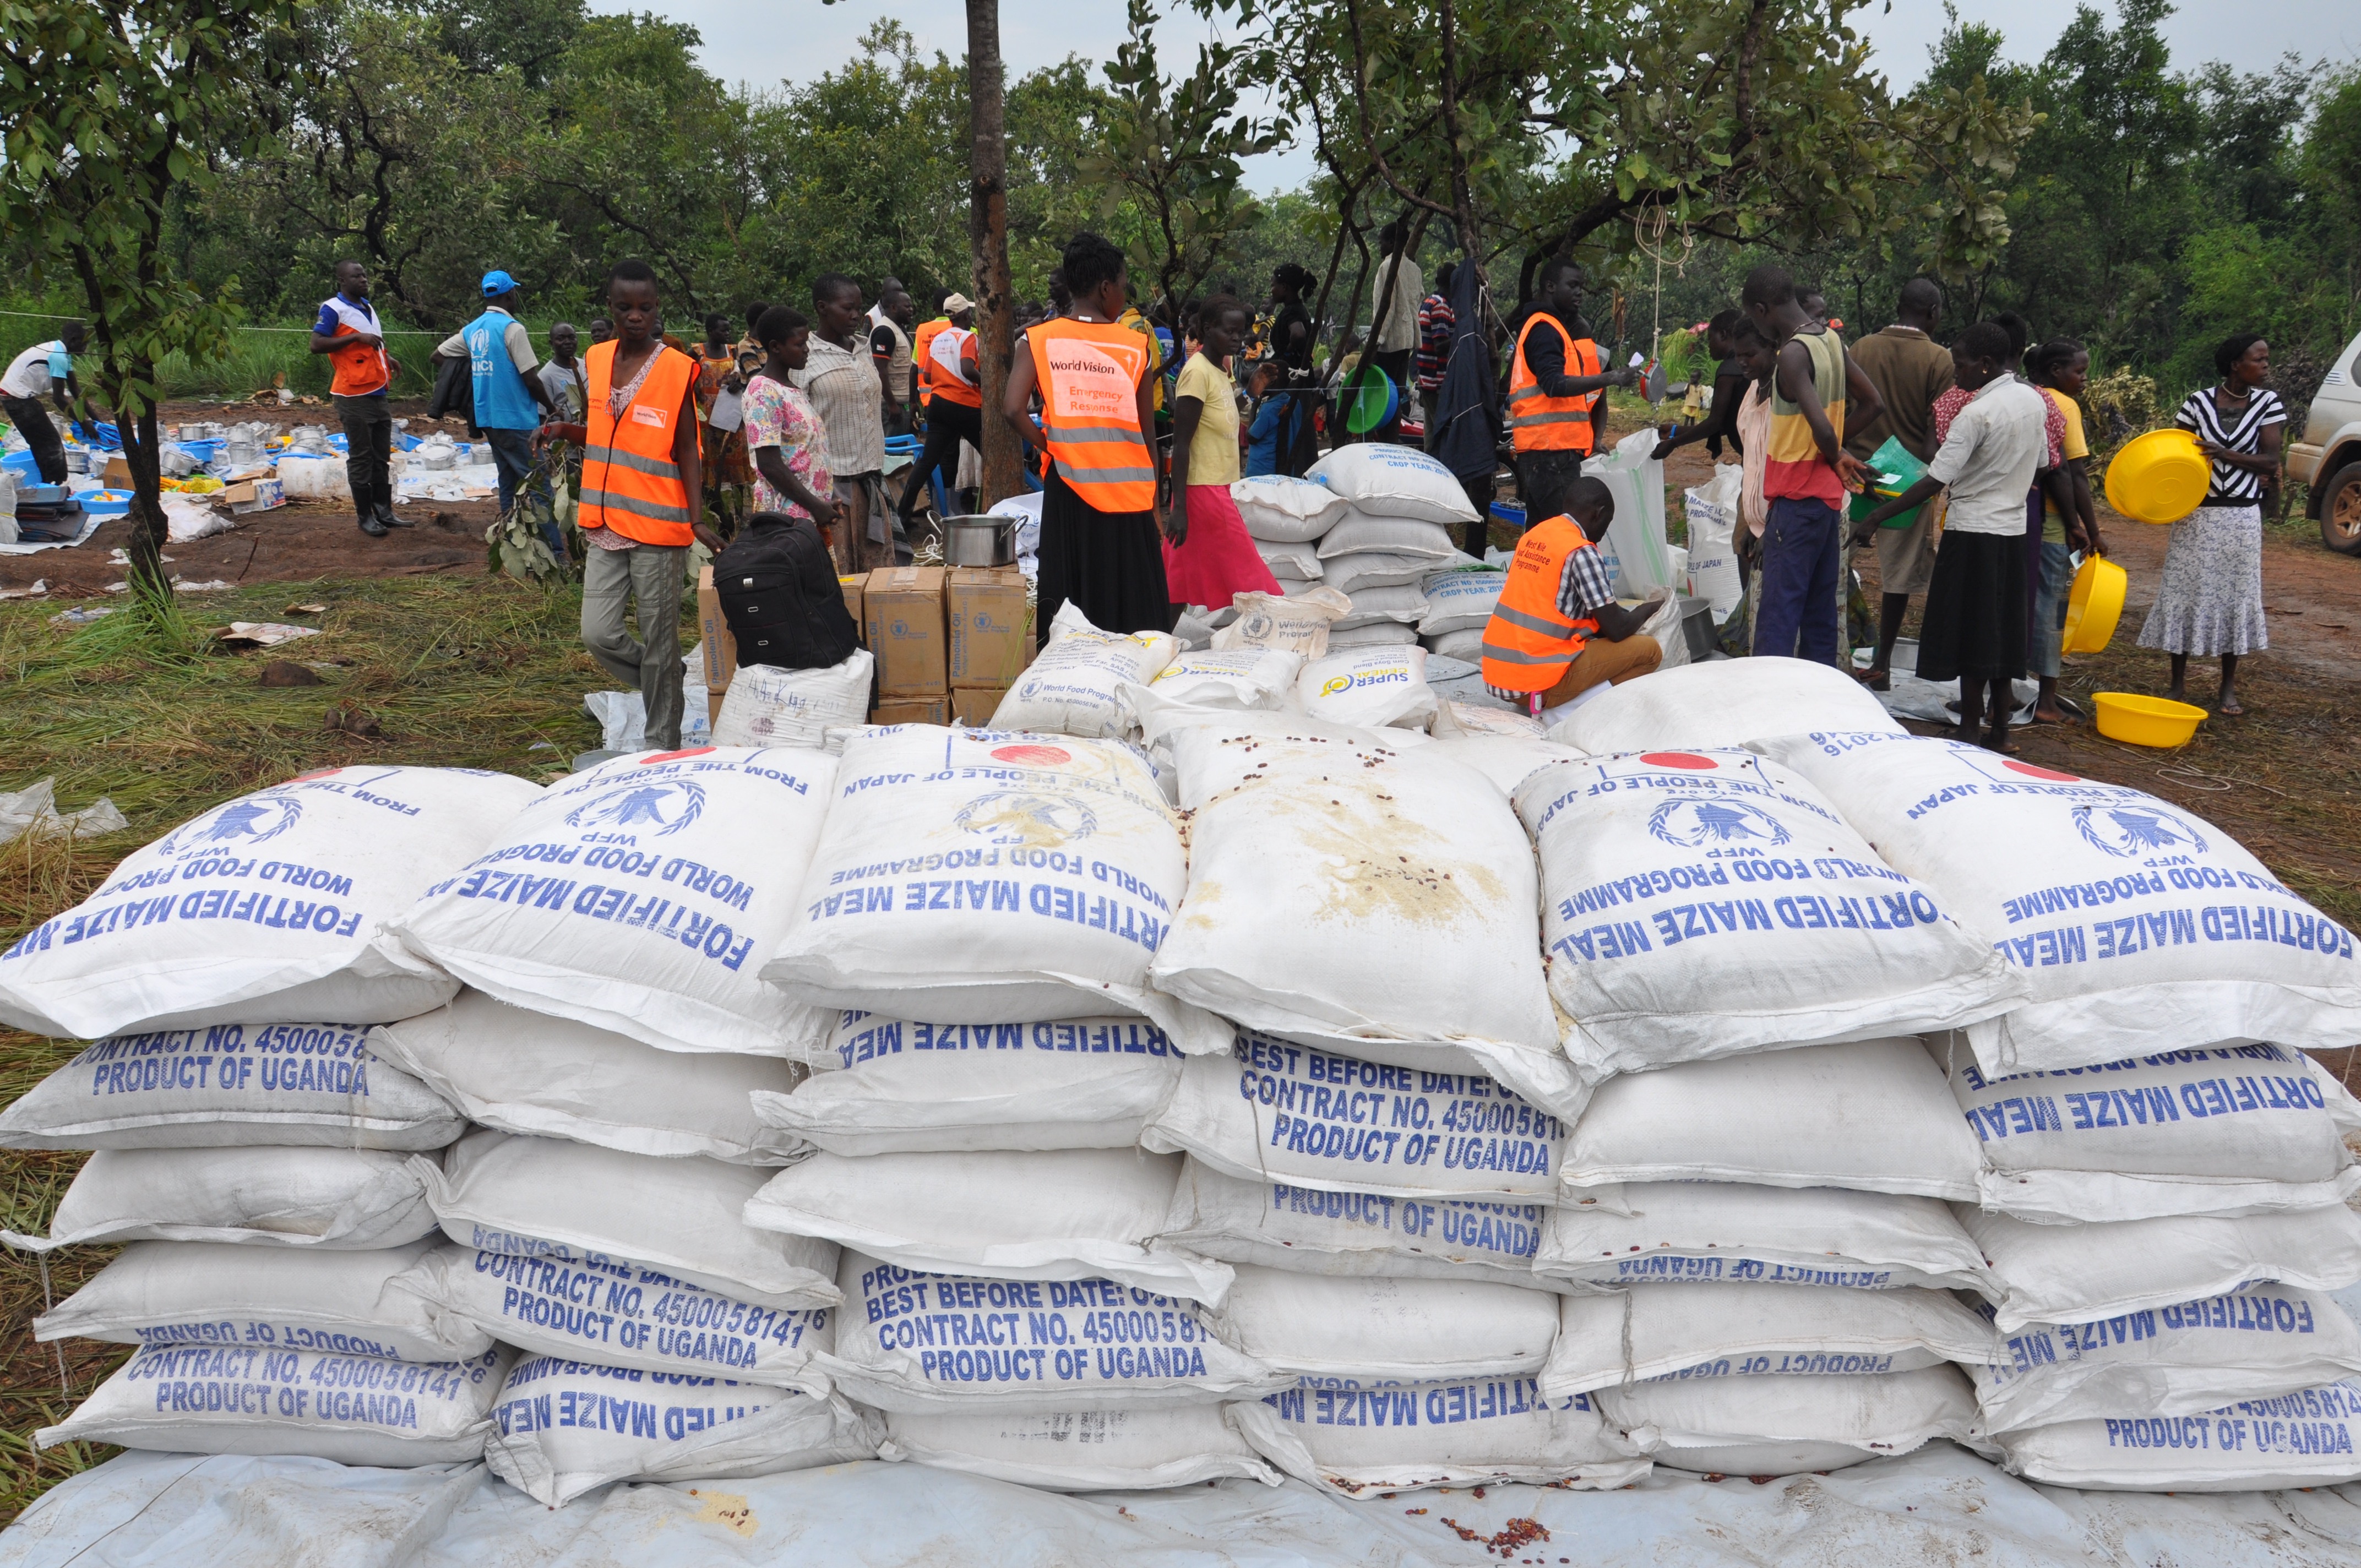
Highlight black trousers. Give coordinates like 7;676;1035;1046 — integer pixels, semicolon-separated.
2;396;66;484
333;390;393;515
898;397;982;522
1517;447;1588;524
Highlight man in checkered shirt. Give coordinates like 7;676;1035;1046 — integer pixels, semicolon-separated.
1482;476;1668;711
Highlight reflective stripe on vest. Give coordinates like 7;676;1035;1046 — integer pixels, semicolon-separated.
911;318;949;407
1479;513;1602;693
925;325;982;408
1027;319;1156;513
580;340;698;547
1508;314;1602;454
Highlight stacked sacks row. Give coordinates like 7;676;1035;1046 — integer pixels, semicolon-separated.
1539;660;2361;1489
0;767;539;1466
1299;445;1482;650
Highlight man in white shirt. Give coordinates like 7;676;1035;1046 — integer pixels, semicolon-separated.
2;320;94;484
1859;319;2048;752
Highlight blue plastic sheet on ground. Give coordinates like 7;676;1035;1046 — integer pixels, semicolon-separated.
7;1444;2361;1568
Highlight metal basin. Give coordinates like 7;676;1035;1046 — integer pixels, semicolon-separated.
944;514;1018;568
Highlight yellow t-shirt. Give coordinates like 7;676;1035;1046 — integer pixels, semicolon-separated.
1174;352;1241;487
2041;387;2090;540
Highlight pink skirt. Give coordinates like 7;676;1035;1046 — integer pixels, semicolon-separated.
1163;484;1281;610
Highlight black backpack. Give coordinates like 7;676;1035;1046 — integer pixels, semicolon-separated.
712;517;860;671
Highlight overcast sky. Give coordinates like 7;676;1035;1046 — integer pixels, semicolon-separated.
659;1;2358;190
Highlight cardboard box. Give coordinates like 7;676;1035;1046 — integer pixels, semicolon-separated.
220;477;285;514
871;696;949;727
841;574;868;643
951;686;1009;727
102;454;132;487
863;566;948;696
947;568;1031;689
695;565;738;694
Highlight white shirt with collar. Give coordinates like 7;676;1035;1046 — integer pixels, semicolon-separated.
1926;373;2048;536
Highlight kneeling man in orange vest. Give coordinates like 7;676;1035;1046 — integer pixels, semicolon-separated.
1479;476;1667;714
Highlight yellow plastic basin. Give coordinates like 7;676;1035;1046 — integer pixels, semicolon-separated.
2060;555;2126;655
2093;692;2206;748
2104;428;2210;524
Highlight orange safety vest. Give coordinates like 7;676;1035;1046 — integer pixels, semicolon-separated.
910;318;946;407
1508;314;1603;454
1479;514;1603;693
1027;317;1156;513
921;323;982;410
580;339;699;548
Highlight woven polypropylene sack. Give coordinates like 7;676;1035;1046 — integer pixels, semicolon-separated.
1156;1160;1548;1291
710;651;874;749
392;747;836;1058
1544;657;1902;755
0;766;542;1039
1231;476;1350;542
1595;1365;1979;1477
1203;1266;1560;1383
1231;1376;1648;1497
987;604;1176;739
1302;448;1479;526
1993;1380;2361;1490
1140;649;1305;716
880;1405;1280;1490
3;1145;437;1252
1753;731;2361;1072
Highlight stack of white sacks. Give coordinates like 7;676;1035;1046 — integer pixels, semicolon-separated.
5;643;2360;1501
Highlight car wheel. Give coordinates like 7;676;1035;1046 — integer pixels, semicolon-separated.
2323;461;2361;556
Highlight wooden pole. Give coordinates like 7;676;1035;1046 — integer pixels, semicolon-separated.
966;0;1022;509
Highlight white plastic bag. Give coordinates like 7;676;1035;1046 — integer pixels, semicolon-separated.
485;1354;879;1504
1157;1160;1547;1289
1558;1039;1980;1202
369;993;802;1166
1536;1182;1994;1295
743;1147;1231;1302
882;1404;1279;1490
1683;466;1744;621
1147;729;1582;1112
1303;447;1479;526
1143;1036;1568;1205
824;1253;1283;1413
1542;1282;1996;1397
1547;657;1903;754
1209;587;1352;658
762;727;1217;1050
1205;1266;1561;1382
420;1129;839;1309
35;1238;492;1363
1232;1376;1648;1496
0;1021;460;1152
37;1345;509;1467
1755;731;2361;1072
1582;427;1679;597
1961;1204;2361;1333
1294;645;1437;729
987;604;1176;739
0;767;542;1040
6;1145;437;1252
754;1011;1182;1156
711;651;874;749
1596;1365;1979;1477
1231;476;1350;542
1932;1038;2361;1222
1970;1284;2361;1435
1514;750;2020;1075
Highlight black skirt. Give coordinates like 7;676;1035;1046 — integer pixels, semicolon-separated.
1035;470;1173;636
1916;529;2027;683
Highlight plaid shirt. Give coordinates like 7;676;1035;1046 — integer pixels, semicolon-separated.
1484;540;1616;704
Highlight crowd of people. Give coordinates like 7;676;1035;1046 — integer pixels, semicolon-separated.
253;230;2294;755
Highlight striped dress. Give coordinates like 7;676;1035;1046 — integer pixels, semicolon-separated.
2135;386;2283;657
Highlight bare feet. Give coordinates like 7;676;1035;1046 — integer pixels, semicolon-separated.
2031;704;2068;724
1854;667;1891;692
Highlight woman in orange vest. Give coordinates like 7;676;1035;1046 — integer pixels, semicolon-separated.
999;231;1171;635
896;294;981;540
536;257;716;751
1508;259;1637;522
1478;476;1665;714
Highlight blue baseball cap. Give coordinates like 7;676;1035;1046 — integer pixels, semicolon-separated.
481;269;520;297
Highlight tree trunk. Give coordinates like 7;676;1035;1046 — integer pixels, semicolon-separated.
115;372;172;614
966;0;1021;510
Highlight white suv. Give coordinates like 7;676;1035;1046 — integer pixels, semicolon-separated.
2290;329;2361;554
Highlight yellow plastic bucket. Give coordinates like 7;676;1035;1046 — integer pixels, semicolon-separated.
2060;555;2126;655
2103;428;2209;524
2092;692;2206;748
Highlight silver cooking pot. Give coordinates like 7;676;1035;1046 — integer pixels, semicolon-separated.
943;514;1018;568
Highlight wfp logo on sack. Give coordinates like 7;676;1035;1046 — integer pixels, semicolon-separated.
1648;798;1789;849
155;796;302;858
564;780;705;837
2075;803;2206;859
954;790;1096;847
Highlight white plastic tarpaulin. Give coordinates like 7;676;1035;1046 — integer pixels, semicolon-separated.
10;1444;2361;1567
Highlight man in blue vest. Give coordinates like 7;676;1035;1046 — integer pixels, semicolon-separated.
436;269;557;521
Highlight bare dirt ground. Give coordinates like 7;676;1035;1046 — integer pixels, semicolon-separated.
0;400;496;598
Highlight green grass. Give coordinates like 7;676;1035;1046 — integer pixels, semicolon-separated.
0;574;635;1521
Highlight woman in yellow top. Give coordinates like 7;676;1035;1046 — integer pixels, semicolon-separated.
1000;231;1171;634
1162;296;1280;617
